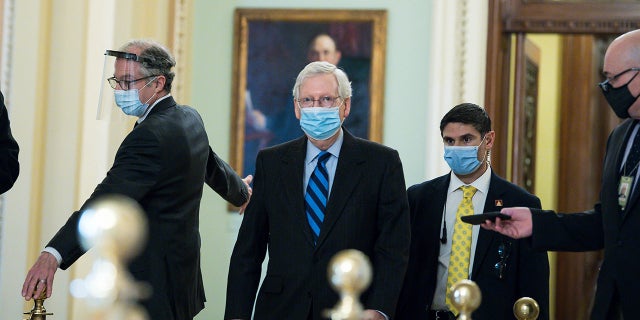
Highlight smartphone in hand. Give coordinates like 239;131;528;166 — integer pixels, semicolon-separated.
460;212;511;225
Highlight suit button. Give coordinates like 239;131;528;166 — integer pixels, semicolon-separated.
617;240;623;246
307;291;312;297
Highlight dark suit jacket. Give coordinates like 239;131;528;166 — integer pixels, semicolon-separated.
396;172;550;320
531;118;640;319
0;90;18;193
47;96;248;320
225;129;411;320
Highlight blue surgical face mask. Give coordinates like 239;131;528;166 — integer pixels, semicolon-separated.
299;106;342;140
443;136;486;175
114;78;157;117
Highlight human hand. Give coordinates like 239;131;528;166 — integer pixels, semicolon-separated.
22;251;59;300
481;207;533;239
238;175;253;215
361;309;386;320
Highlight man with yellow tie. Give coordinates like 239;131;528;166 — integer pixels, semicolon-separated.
395;103;550;320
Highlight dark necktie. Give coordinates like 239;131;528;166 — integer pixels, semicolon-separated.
305;151;331;244
624;126;640;177
619;125;640;211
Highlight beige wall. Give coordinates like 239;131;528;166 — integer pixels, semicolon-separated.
0;0;172;318
528;34;562;320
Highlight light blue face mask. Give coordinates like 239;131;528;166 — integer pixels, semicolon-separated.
443;136;486;175
114;78;157;117
299;106;342;140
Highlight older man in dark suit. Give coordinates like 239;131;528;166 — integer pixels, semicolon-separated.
396;103;549;320
225;61;410;320
21;39;250;320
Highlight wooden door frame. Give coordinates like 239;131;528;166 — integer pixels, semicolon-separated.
485;0;640;177
485;0;640;318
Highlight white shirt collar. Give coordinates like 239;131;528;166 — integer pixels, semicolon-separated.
448;166;492;195
305;128;344;163
137;93;171;123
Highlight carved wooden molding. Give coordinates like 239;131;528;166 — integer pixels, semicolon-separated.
458;0;469;101
0;0;12;261
1;0;12;101
170;0;192;103
503;1;640;34
506;19;640;34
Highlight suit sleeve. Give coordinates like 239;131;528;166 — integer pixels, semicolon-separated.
531;206;605;251
365;149;411;317
205;146;248;207
395;184;428;319
0;91;19;194
516;197;551;320
47;127;164;268
224;151;269;319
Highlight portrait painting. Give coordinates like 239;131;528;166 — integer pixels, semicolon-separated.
230;8;388;179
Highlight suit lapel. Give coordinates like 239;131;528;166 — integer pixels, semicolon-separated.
616;120;637;221
281;137;314;245
431;176;451;243
471;173;502;278
316;131;365;248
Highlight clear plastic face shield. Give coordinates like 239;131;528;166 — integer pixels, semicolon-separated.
97;50;152;120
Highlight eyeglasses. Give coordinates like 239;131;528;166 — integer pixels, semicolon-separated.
494;241;511;279
297;96;342;108
107;75;158;90
598;67;640;92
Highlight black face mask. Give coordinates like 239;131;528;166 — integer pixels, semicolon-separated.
600;71;640;119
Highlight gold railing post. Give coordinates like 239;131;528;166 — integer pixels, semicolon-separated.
513;297;540;320
324;249;372;320
23;287;53;320
449;279;482;320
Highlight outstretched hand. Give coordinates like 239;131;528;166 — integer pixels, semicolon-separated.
361;310;386;320
22;251;59;301
238;175;253;215
481;207;534;239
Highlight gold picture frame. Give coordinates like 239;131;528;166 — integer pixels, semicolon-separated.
230;8;387;180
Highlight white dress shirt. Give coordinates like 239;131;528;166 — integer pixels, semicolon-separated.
431;167;492;310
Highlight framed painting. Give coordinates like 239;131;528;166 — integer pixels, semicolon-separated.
230;8;388;180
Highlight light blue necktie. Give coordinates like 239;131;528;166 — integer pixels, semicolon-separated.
305;151;331;244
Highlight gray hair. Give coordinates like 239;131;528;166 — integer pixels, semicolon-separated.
120;39;176;92
292;61;352;100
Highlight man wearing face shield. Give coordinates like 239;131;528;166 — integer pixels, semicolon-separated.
395;103;549;320
482;29;640;320
0;90;19;194
21;39;251;320
225;61;410;320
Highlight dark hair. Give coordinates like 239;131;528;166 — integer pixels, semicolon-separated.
439;103;492;136
121;40;176;92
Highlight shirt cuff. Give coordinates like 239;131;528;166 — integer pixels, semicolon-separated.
376;310;389;320
42;247;62;266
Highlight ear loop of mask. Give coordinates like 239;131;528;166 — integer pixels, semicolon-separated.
142;76;159;105
479;134;489;164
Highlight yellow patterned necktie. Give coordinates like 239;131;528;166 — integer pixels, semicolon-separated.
445;185;478;314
